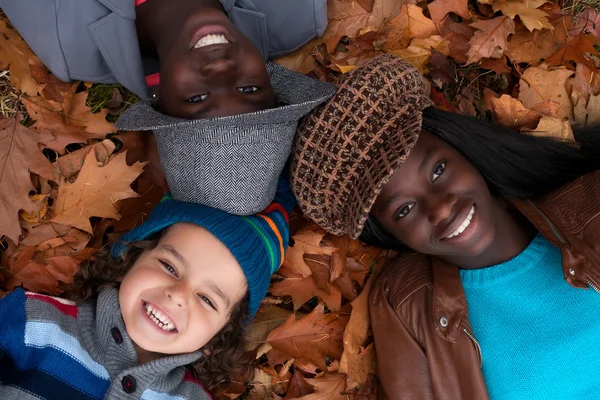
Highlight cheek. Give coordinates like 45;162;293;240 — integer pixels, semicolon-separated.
179;308;229;351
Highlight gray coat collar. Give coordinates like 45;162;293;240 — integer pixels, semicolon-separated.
78;288;203;395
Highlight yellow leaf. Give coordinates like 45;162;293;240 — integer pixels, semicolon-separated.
387;35;450;73
335;64;358;73
493;0;553;32
383;4;438;51
50;151;146;233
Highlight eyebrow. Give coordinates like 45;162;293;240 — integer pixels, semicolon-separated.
207;281;231;309
419;147;437;173
160;245;190;270
382;190;404;211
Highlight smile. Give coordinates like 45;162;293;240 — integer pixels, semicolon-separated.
143;301;177;333
444;205;475;239
193;34;230;48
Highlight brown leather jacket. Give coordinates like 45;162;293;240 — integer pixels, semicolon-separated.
369;170;600;399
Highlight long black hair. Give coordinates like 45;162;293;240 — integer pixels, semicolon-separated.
360;107;600;250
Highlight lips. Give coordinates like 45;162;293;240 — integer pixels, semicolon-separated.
142;301;178;333
441;204;476;241
189;25;235;50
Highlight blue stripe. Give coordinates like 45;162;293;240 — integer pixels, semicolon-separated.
25;321;109;380
142;388;185;400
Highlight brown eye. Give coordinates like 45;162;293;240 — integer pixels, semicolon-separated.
160;260;178;276
432;161;446;182
237;86;260;94
187;93;209;103
198;294;217;311
396;203;415;219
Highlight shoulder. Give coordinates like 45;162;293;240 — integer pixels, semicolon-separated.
370;251;434;311
161;370;213;400
228;0;328;58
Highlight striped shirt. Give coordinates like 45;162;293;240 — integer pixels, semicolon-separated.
0;288;212;400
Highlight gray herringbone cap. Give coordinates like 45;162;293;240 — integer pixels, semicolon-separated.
115;63;335;215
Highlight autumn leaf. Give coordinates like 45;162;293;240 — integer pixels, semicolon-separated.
440;19;475;64
50;151;146;233
569;8;600;37
566;64;600;105
466;16;516;64
0;17;44;95
507;15;570;64
526;115;574;141
282;226;338;278
572;91;600;127
493;0;553;32
387;35;450;73
484;89;559;129
518;64;574;119
285;370;316;399
270;273;341;311
246;304;294;351
267;303;349;370
22;92;117;153
383;4;437;51
0;118;55;243
55;140;117;180
295;373;347;400
546;31;600;73
428;0;470;27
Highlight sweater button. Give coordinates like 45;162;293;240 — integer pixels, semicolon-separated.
122;375;137;393
440;317;449;327
111;327;123;344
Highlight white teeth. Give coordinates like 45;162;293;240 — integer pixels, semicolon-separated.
445;206;475;239
193;34;229;48
144;303;175;332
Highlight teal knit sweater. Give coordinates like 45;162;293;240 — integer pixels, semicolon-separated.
460;234;600;399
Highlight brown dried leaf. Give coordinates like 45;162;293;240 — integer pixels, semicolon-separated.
267;303;349;370
246;304;294;351
428;0;470;27
526;115;574;141
282;227;338;278
484;89;559;129
570;8;600;38
0;17;43;95
294;373;347;400
284;370;315;399
466;16;516;64
440;19;476;64
546;31;600;72
0;118;55;243
50;151;146;233
383;4;437;51
493;0;553;32
387;35;451;73
507;16;570;64
518;64;574;119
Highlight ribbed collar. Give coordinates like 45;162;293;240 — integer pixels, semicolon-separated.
77;288;204;394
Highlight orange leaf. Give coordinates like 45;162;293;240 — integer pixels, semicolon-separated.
0;118;55;243
297;373;348;400
546;32;600;73
466;16;515;64
267;303;349;370
383;4;437;51
518;64;574;119
493;0;553;32
0;17;44;95
282;227;338;278
428;0;470;27
50;150;146;233
484;89;559;130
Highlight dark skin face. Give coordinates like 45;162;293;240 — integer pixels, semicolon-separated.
135;0;276;119
371;130;536;269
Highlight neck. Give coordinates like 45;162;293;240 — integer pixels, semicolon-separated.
440;199;537;270
135;0;225;56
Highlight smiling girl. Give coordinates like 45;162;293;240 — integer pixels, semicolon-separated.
0;179;294;399
290;54;600;399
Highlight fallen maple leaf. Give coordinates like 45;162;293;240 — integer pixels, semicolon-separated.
565;64;600;105
246;304;294;351
484;90;559;129
294;373;347;400
526;115;574;140
440;19;475;64
0;118;55;244
507;16;570;64
0;17;44;96
22;91;116;154
267;303;349;370
282;227;338;278
55;140;117;180
383;4;437;51
569;8;600;37
50;150;146;233
546;31;600;73
387;35;450;73
493;0;553;32
518;64;574;119
427;0;470;28
285;370;316;399
466;16;515;64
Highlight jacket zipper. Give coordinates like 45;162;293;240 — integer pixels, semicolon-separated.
463;328;482;368
527;200;568;245
588;280;600;294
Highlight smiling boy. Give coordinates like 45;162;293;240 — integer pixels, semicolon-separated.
0;0;327;119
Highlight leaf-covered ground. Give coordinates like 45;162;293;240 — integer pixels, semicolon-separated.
0;0;599;398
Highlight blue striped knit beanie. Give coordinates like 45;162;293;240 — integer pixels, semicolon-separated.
112;176;295;318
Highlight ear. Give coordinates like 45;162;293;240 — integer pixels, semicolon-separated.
115;276;124;283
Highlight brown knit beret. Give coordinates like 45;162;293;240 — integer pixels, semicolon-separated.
290;54;433;239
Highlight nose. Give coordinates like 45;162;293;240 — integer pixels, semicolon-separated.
426;191;457;226
199;58;237;77
165;284;188;309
